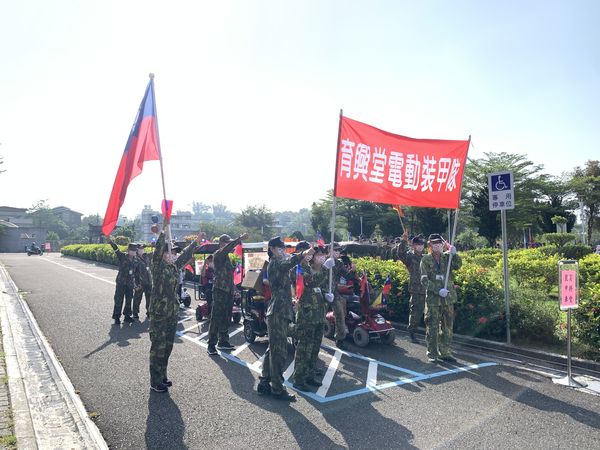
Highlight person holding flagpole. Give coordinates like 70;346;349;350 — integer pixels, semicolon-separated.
419;234;462;363
394;231;426;342
148;218;202;393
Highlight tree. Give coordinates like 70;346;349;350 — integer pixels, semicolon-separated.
236;205;274;239
27;200;69;238
462;152;548;246
571;160;600;243
191;202;212;220
535;175;576;234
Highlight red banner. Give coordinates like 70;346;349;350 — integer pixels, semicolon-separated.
334;116;469;209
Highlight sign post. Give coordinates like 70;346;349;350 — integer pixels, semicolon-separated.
553;260;587;388
488;171;514;344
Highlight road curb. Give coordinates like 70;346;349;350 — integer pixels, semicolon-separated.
393;321;600;373
0;263;108;449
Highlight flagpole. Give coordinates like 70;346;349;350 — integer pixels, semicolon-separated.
443;135;471;290
150;73;172;251
329;109;343;294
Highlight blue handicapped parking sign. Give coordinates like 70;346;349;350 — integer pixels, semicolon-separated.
490;173;511;192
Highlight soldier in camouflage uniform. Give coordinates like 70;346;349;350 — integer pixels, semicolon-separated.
206;232;248;355
107;237;138;325
331;246;352;349
394;232;426;342
291;246;334;391
420;234;462;363
257;237;314;401
148;222;201;392
133;243;152;319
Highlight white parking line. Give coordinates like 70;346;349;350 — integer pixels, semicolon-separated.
283;361;295;380
367;362;378;389
316;350;342;397
232;341;250;356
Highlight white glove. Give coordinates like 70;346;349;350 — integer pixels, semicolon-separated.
449;245;457;255
439;288;449;298
324;292;334;303
324;257;335;270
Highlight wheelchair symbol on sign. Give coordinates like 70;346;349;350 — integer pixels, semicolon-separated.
495;176;509;191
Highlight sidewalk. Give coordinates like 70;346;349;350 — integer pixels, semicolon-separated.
0;330;16;450
0;262;107;449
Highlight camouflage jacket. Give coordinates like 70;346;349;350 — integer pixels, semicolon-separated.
420;251;462;306
149;231;199;320
266;253;303;321
395;240;426;294
109;241;137;287
135;253;152;287
213;238;241;293
295;260;329;325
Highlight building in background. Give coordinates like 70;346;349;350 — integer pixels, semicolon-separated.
0;207;48;252
137;205;196;243
51;206;83;228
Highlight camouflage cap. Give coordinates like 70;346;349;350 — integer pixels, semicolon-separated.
411;234;426;245
295;240;311;252
218;234;232;244
428;234;444;243
127;243;138;251
268;236;285;248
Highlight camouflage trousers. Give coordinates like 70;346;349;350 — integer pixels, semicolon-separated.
332;296;348;341
291;323;324;385
149;314;178;386
112;283;133;319
424;303;454;358
408;293;426;332
133;284;152;316
260;315;290;394
207;288;233;346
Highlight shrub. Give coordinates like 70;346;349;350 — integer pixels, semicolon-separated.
561;244;593;261
579;253;600;287
453;262;505;340
114;235;130;245
502;249;559;293
354;257;410;322
541;233;576;248
574;283;600;360
510;287;560;344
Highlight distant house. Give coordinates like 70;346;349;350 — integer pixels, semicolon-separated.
52;206;83;228
0;211;48;252
137;205;196;243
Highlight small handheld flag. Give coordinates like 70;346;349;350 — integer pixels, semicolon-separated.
162;200;174;221
295;264;304;299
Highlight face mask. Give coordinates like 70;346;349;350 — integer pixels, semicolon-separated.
137;250;144;257
128;251;136;257
275;247;289;260
315;255;326;266
414;245;424;253
431;243;443;253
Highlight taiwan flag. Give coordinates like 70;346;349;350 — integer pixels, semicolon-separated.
295;264;304;299
372;275;391;308
233;263;244;285
102;78;161;236
316;231;325;247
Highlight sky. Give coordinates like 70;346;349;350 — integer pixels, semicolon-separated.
1;0;598;218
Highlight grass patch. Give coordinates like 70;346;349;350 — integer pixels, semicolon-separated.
88;411;100;420
0;434;17;449
0;376;7;385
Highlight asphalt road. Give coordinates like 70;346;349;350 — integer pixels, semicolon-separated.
1;252;599;449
